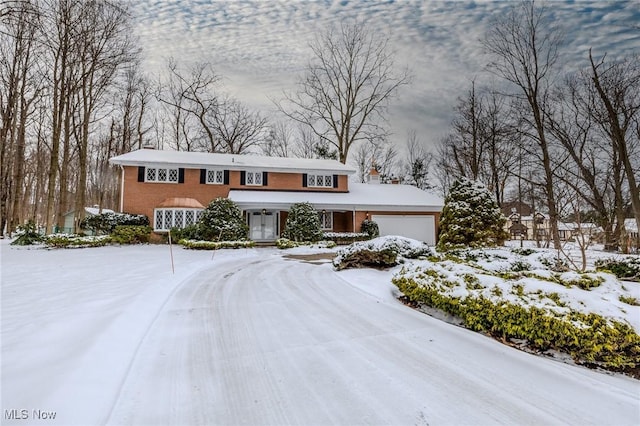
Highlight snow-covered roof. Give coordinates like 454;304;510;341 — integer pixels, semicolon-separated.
109;149;356;175
85;207;114;215
624;218;638;233
229;183;444;212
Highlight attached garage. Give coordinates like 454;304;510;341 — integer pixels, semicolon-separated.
372;214;436;245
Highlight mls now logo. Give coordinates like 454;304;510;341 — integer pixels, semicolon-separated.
4;409;57;420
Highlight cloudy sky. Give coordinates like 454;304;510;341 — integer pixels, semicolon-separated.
129;0;640;153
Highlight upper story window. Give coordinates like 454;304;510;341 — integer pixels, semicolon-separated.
307;174;333;188
245;171;264;186
146;167;178;183
207;169;224;184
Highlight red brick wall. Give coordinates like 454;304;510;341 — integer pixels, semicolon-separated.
121;166;349;220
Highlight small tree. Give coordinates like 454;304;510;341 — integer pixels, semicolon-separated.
282;202;323;242
361;219;380;238
437;177;508;251
199;197;249;241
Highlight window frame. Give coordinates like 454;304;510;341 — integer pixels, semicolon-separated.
205;168;225;185
307;174;333;188
145;167;180;183
319;210;333;230
245;171;264;186
154;208;203;231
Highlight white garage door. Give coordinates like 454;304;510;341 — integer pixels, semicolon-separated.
372;215;436;245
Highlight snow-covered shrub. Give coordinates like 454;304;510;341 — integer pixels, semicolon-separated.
44;234;111;248
10;220;43;246
393;265;640;370
178;239;255;250
595;258;640;282
198;197;249;241
80;212;149;234
110;225;152;244
282;202;323;242
276;238;298;249
360;219;380;238
333;236;432;270
322;231;369;244
437;177;508;251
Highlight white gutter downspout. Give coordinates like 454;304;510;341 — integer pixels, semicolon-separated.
119;165;125;213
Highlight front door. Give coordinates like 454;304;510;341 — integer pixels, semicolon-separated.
250;211;277;241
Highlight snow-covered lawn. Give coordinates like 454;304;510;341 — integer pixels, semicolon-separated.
1;239;639;425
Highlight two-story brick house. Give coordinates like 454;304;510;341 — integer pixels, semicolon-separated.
109;148;443;244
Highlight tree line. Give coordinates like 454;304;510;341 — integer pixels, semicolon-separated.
2;1;637;253
1;0;420;236
435;1;639;252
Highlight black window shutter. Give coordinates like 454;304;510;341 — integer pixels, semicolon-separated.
263;172;268;186
240;171;246;185
178;168;185;183
333;174;338;188
200;169;206;184
302;173;308;187
223;170;230;185
138;166;145;182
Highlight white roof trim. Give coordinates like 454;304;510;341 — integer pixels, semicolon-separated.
228;183;444;212
109;149;356;175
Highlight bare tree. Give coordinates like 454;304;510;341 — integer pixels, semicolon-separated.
436;83;515;202
0;0;41;234
483;0;564;249
262;120;294;157
157;60;220;152
276;22;409;163
588;50;640;250
211;96;267;154
72;0;136;231
403;130;433;190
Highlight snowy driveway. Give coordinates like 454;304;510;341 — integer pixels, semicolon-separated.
2;244;639;425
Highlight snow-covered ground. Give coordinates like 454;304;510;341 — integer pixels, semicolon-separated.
1;240;639;425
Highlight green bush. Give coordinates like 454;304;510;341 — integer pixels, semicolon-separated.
110;225;152;244
178;239;255;250
169;224;201;241
282;202;323;242
199;198;249;241
276;238;298;249
360;219;380;238
11;221;43;246
595;258;640;282
393;275;640;369
44;234;111;248
437;177;508;251
80;212;149;234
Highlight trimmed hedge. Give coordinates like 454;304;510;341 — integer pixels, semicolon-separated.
322;232;370;245
110;226;152;244
44;234;111;248
393;275;640;369
178;239;255;250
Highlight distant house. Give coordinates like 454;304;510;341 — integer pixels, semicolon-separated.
501;202;549;240
109;149;444;244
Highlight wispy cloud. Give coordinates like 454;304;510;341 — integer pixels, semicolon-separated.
130;0;640;151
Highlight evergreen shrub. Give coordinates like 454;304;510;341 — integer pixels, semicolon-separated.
437;177;508;251
198;198;249;241
282;202;323;242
